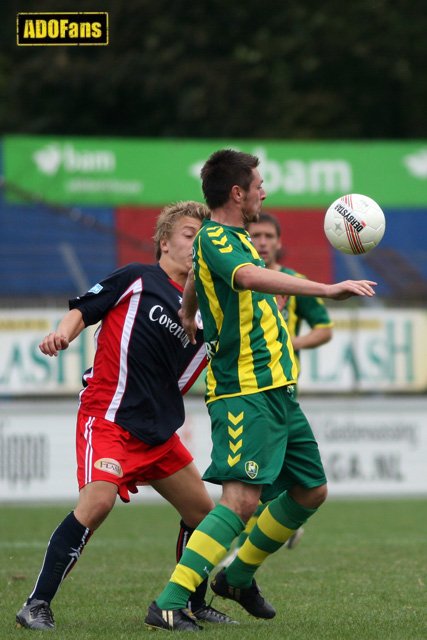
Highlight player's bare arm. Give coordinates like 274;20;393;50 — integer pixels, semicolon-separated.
292;326;333;351
234;264;376;299
39;308;86;356
179;269;198;345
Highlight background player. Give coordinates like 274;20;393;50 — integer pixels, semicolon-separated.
16;201;235;631
248;212;333;374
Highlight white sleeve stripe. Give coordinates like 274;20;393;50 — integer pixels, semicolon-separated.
178;344;206;392
106;278;143;422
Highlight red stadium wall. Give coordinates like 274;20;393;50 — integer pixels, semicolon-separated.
260;208;332;283
115;206;333;283
115;207;162;266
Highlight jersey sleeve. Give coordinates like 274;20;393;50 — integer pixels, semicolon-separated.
281;266;333;329
198;225;256;289
295;292;333;328
69;263;143;326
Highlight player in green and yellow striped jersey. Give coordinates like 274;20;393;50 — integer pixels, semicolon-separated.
193;216;299;402
224;213;334;557
145;149;377;632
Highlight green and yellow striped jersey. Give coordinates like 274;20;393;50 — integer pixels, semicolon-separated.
193;219;298;403
278;266;333;376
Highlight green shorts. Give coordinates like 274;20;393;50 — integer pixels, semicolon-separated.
203;385;326;495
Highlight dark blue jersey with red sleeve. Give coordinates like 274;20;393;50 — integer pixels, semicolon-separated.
69;263;206;445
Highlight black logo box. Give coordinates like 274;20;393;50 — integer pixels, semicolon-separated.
17;12;109;46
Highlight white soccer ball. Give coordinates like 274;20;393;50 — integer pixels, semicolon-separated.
324;193;386;255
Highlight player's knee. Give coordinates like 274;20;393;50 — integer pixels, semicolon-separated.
75;502;113;530
94;495;116;519
223;494;260;523
221;482;262;522
240;502;260;523
290;483;328;510
308;483;328;508
75;486;116;529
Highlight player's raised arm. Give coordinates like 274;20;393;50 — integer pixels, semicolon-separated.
39;308;85;356
234;264;376;299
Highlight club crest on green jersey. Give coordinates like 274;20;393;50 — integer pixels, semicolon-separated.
245;460;259;479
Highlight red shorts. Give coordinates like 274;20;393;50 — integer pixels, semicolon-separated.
76;411;193;502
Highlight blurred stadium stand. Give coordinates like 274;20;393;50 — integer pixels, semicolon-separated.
0;180;156;306
1;153;427;307
0;197;115;301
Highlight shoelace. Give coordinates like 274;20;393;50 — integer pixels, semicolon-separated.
203;606;225;619
184;609;196;619
195;604;232;622
30;603;54;624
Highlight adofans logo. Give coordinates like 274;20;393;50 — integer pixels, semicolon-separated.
17;12;109;46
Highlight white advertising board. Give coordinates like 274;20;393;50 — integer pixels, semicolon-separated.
0;401;77;501
299;308;427;392
0;397;426;503
303;398;427;496
1;307;427;396
0;309;95;395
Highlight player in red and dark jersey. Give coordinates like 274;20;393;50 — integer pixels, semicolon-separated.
16;201;235;631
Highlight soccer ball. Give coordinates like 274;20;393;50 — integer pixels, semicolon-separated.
324;194;386;255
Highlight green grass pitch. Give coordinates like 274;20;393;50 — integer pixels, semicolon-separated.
1;498;426;639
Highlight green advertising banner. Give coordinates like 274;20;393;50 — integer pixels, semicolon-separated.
4;135;427;207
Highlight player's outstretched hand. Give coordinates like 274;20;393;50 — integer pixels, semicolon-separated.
39;332;70;356
178;308;197;345
326;280;377;300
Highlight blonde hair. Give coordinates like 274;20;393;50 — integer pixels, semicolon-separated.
154;201;210;260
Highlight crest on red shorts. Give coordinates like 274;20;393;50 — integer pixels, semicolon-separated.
94;458;123;477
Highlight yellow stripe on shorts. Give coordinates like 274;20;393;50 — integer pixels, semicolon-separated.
258;507;295;543
186;530;227;566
